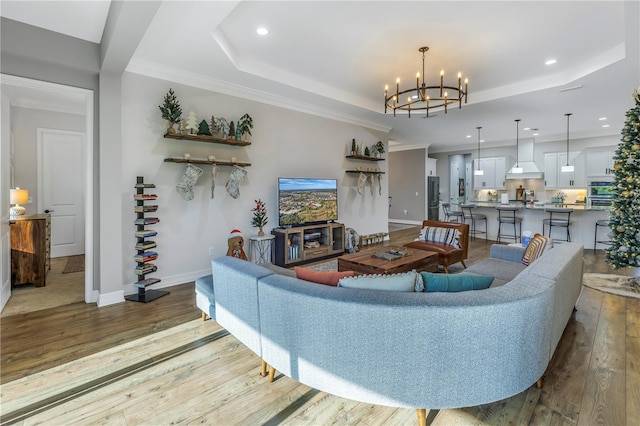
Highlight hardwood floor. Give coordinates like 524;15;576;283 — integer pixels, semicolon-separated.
1;227;639;425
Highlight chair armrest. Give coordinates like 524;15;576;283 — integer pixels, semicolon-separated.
490;244;526;263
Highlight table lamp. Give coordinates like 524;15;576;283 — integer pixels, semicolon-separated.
10;187;28;217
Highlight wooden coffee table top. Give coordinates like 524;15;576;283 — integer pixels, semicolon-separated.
337;247;438;275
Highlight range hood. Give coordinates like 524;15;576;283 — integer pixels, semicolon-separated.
506;138;544;179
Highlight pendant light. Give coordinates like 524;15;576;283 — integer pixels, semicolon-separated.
512;119;523;174
474;126;484;176
561;113;574;172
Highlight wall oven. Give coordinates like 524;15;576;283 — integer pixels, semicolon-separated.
588;180;615;207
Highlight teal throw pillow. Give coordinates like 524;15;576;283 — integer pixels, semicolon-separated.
420;272;494;292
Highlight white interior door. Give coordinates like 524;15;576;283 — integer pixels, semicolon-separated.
450;163;460;208
38;129;85;257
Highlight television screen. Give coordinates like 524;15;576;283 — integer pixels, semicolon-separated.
278;178;338;226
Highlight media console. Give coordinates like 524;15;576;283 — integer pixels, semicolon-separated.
272;222;345;267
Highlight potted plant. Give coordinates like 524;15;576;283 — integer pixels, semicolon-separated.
250;199;268;236
158;88;182;134
238;113;254;141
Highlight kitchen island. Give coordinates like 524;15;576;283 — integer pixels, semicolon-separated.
450;202;610;249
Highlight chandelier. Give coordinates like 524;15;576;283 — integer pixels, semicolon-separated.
384;46;468;118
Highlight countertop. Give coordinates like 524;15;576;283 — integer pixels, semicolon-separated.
453;201;609;211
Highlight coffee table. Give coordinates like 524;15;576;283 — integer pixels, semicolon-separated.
337;247;439;275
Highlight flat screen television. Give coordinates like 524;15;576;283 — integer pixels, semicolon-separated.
278;178;338;227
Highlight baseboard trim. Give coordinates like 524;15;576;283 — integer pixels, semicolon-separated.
123;269;210;295
97;290;125;307
389;219;422;225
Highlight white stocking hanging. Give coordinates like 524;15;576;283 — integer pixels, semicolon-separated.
358;172;367;195
176;163;204;201
210;164;219;199
225;165;247;199
369;173;375;196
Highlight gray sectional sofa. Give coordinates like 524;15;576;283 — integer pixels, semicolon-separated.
197;242;584;424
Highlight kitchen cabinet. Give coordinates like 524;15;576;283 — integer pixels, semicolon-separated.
544;151;585;188
473;157;506;189
586;147;616;176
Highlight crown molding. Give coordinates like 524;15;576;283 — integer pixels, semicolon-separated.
126;58;392;133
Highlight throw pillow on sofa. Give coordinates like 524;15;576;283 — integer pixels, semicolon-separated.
521;233;551;266
416;226;462;248
294;267;355;286
420;272;494;292
338;270;424;292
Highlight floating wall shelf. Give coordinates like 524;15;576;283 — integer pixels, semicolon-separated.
164;133;251;146
345;155;384;162
164;158;251;167
346;170;385;175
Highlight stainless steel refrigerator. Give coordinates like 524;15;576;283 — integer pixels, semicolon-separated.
427;176;440;220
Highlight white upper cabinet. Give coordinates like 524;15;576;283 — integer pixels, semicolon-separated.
586;147;616;176
473;156;506;189
545;151;585;188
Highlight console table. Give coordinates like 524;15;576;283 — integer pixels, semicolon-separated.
10;213;51;287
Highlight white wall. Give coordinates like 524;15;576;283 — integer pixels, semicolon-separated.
10;107;85;215
121;72;389;291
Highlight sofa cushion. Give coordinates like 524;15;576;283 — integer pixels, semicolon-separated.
294;267;355;286
466;258;527;283
338;270;424;292
416;226;462;248
522;234;550;266
420;272;494;292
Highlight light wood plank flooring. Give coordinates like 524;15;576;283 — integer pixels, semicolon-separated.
1;228;639;425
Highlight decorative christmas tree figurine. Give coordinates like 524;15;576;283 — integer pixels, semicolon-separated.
605;88;640;288
158;88;182;134
197;119;211;136
351;138;356;155
364;146;370;157
238;113;254;141
250;199;268;236
185;111;198;135
210;115;217;136
215;117;230;137
228;121;236;139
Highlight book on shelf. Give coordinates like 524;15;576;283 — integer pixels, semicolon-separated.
134;205;159;213
134;251;158;262
134;263;157;275
134;278;161;287
134;183;156;188
134;217;159;225
135;229;157;238
133;194;158;200
135;241;157;250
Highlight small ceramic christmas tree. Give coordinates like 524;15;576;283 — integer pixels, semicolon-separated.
228;121;236;139
605;88;640;288
185;111;198;135
197;119;211;136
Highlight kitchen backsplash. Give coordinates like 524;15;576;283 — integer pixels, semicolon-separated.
476;179;587;203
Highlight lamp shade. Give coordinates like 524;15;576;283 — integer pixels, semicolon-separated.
10;188;28;205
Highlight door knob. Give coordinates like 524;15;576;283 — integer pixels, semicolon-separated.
44;209;54;213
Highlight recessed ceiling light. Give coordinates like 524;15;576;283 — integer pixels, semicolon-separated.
599;117;607;121
523;127;531;131
602;124;610;128
466;135;472;138
533;132;539;136
256;27;269;36
480;139;485;143
545;59;557;65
